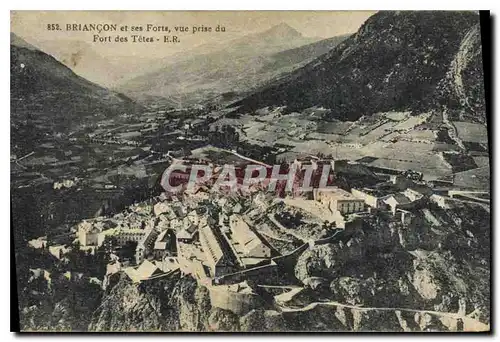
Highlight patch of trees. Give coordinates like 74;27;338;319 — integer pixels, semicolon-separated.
208;125;239;148
275;211;304;229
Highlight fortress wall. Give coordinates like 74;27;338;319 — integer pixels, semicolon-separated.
208;286;262;315
272;243;309;270
313;235;339;246
215;263;279;285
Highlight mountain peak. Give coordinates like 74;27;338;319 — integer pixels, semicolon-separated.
262;23;302;39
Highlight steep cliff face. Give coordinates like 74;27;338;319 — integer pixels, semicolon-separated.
294;237;364;281
240;310;289;331
410;250;490;323
85;233;488;332
289;202;490;328
89;274;241;332
233;11;483;121
289;245;489;330
90;275;167;331
18;270;103;332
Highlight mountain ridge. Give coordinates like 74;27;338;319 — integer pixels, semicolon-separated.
11;32;140;153
116;24;347;107
231;11;484;122
32;39;163;88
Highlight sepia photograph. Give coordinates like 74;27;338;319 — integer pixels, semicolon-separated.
10;9;491;332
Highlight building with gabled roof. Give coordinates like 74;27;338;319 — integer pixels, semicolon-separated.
124;260;163;283
199;221;237;278
153;230;176;258
229;215;271;258
77;221;100;246
351;187;392;209
384;192;422;214
48;245;71;260
176;227;197;243
154;230;169;250
97;228;146;247
136;260;162;279
403;186;432;201
135;228;159;264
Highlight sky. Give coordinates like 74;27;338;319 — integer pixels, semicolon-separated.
11;11;376;58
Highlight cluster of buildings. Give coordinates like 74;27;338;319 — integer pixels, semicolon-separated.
75;189;275;286
61;152;490;315
77;223;162;265
76;203;177;266
75;154;483;290
175;209;274;284
308;174;433;227
282;156;445;228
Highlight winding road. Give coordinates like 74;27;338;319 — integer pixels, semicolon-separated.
278;299;489;332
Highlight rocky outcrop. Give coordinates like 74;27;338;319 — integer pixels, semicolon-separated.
410;250;490;322
19;272;103;331
89;274;243;332
240;310;289;331
290;206;490;329
207;308;241;332
294;237;364;281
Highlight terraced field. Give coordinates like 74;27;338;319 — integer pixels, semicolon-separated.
216;110;459;180
452;121;489;144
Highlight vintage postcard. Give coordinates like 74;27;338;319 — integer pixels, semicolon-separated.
11;10;490;332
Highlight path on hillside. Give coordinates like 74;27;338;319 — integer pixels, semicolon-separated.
278;299;489;331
